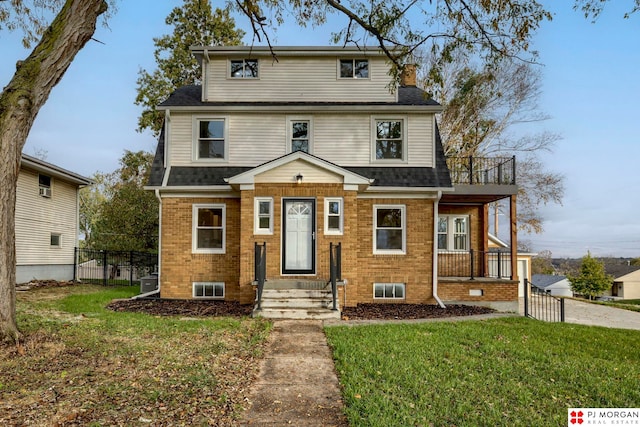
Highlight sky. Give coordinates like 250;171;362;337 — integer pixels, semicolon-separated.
1;1;639;259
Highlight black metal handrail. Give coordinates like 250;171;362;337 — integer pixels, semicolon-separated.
438;249;512;280
524;278;565;322
254;242;267;310
446;156;516;185
329;242;341;311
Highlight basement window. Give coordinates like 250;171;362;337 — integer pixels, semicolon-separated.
374;283;405;299
193;282;225;299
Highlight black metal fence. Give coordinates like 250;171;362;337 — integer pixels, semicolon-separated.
74;248;157;286
438;249;512;279
524;278;565;322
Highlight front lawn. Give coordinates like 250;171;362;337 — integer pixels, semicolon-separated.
1;284;271;426
325;318;640;426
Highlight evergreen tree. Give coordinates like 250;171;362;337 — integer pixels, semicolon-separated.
134;1;245;136
568;252;613;300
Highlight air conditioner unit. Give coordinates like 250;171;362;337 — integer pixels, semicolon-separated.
39;187;51;198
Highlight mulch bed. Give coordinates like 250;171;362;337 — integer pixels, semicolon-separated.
107;298;254;317
341;303;495;320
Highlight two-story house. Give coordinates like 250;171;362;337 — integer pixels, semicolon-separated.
146;46;519;318
16;154;92;283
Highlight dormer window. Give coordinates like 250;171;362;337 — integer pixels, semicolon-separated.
339;59;369;78
38;174;51;198
230;59;258;78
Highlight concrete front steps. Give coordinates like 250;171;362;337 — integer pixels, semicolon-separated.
253;280;341;320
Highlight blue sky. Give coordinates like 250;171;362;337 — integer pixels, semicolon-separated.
1;1;638;258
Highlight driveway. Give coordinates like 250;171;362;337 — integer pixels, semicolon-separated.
563;298;640;330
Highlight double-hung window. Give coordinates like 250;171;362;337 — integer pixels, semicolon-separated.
324;197;343;235
193;204;225;253
287;117;312;153
254;197;273;235
437;216;469;251
373;118;405;161
339;59;369;78
39;174;52;198
230;59;258;78
373;205;406;254
196;118;226;160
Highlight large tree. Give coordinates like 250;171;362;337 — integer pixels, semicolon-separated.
418;56;564;233
135;0;244;136
568;252;613;300
0;0;109;343
82;150;159;252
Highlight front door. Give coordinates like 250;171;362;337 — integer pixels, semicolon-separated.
282;199;315;274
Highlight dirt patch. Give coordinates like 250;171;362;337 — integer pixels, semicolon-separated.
341;303;495;320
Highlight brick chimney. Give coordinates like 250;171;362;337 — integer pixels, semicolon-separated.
400;64;417;86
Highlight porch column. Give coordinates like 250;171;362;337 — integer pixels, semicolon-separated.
510;194;518;282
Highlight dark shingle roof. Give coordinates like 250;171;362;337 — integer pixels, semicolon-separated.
607;265;640;279
159;85;440;108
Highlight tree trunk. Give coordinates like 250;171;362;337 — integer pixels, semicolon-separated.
0;0;107;344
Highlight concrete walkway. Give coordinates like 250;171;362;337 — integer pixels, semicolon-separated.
240;320;347;426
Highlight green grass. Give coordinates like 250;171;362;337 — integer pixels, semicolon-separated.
325;318;640;427
585;298;640;313
3;285;271;426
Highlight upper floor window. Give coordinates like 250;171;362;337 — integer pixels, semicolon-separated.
230;59;258;78
373;118;406;161
438;216;469;251
339;59;369;78
50;233;61;247
196;118;227;160
38;174;51;198
287;117;313;154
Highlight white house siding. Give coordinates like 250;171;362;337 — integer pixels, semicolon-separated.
15;168;79;282
168;112;434;168
255;159;343;184
205;56;395;103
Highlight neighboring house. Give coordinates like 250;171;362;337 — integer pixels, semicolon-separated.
530;274;573;297
487;233;536;298
146;46;520;317
602;265;640;300
16;154;92;283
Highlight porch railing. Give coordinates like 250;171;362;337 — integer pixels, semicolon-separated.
329;242;341;311
446;156;516;185
438;249;512;280
254;242;267;310
524;278;565;322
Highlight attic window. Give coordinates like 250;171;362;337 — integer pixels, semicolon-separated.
339;59;369;78
230;59;258;78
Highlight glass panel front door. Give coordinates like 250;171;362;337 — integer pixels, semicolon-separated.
283;199;315;274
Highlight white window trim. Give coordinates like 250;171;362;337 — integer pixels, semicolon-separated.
228;59;259;79
192;204;226;254
192;282;225;299
337;58;370;79
373;283;406;299
371;116;408;163
192;116;229;162
324;197;343;235
373;204;406;255
286;116;313;154
437;215;470;252
254;197;274;235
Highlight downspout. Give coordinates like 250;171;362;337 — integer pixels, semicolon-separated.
433;191;446;308
134;188;162;300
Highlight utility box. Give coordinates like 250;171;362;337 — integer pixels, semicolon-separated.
140;274;158;293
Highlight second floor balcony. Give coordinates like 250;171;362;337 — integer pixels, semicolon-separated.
443;156;518;203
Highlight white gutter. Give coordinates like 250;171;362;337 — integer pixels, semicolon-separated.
432;190;446;308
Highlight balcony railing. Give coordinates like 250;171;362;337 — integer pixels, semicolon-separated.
438;250;512;280
446;156;516;185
